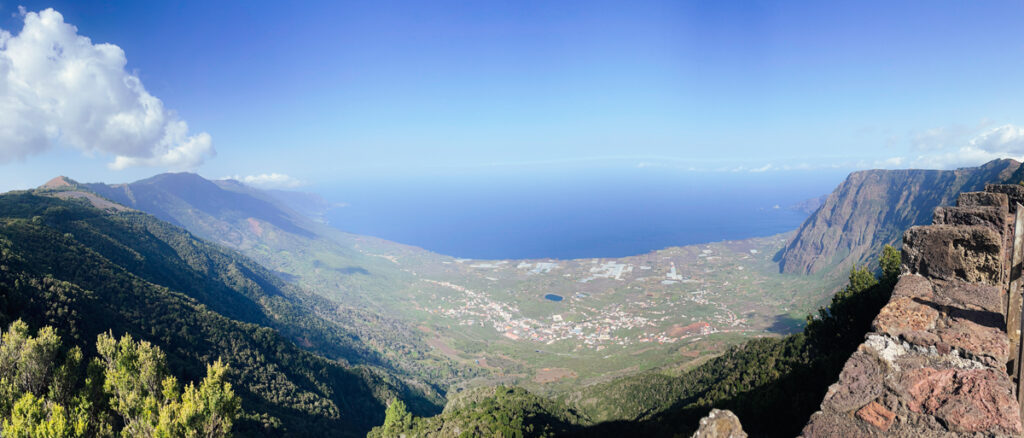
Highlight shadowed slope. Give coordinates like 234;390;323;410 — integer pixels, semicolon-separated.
0;191;442;436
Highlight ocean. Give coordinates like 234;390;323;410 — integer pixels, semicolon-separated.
318;168;845;260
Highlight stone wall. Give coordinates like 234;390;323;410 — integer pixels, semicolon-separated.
800;185;1024;437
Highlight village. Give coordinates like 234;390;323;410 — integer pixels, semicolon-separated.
420;252;737;349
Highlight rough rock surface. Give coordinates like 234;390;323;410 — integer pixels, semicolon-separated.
872;296;940;339
856;401;896;432
691;409;747;438
800;183;1023;437
932;206;1007;235
897;367;1021;434
821;351;884;412
985;184;1024;212
901;225;1002;285
778;159;1019;275
958;191;1010;210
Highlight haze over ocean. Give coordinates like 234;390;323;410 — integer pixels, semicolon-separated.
321;168;846;260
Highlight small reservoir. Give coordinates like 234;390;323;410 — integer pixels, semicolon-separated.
544;294;564;302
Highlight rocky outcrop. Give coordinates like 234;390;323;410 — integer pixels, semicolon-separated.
40;175;76;189
778;159;1020;275
901;225;1003;286
691;409;747;438
800;185;1024;437
35;176;132;212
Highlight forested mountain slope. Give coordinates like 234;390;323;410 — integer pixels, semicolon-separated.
84;173;319;246
83;173;477;390
0;189;442;436
778;158;1019;275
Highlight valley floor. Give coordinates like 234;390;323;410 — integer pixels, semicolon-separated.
319;230;841;393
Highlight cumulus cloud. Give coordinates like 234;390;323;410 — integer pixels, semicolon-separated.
910;124;1024;169
0;8;213;169
968;124;1024;153
229;173;304;189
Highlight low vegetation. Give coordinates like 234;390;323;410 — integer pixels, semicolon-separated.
369;386;583;438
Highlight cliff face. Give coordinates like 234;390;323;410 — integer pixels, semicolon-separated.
779;159;1021;275
801;185;1024;437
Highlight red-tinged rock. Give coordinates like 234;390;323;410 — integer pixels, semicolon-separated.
935;317;1009;366
872;296;940;336
902;368;956;414
856;401;896;432
899;367;1022;435
40;175;75;189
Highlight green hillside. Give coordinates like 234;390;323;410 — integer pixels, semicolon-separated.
84;174;478;390
0;190;442;436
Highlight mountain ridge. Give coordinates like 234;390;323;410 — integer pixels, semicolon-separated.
54;173;482;397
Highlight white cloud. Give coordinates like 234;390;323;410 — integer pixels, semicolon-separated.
968;124;1024;153
910;124;1024;169
873;157;904;168
229;173;304;189
0;8;213;169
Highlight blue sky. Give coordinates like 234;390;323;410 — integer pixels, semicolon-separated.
1;0;1024;189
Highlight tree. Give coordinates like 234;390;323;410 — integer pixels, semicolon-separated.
96;332;174;438
3;392;89;438
0;320;61;399
381;399;414;436
0;321;240;438
879;244;901;284
844;265;878;297
0;320;104;437
157;360;240;438
95;333;240;438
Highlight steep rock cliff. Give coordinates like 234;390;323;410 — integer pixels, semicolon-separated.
778;159;1020;275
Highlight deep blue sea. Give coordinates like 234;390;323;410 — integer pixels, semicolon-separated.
318;168;846;260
